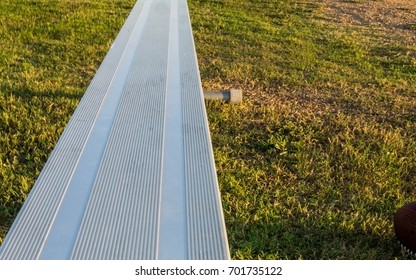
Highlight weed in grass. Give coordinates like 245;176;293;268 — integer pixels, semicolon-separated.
402;23;416;31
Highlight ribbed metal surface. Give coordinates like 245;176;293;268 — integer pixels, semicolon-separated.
158;0;187;260
0;0;229;260
178;0;230;260
71;0;169;259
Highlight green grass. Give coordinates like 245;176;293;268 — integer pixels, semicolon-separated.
189;0;416;259
1;0;416;259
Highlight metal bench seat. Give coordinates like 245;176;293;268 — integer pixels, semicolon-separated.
0;0;229;260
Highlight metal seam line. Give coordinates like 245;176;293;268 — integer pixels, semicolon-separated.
158;0;188;260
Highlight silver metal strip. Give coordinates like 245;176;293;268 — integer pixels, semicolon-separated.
179;0;230;259
37;0;153;260
158;0;187;260
71;0;170;260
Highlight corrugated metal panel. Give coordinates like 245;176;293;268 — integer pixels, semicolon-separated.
0;0;229;260
178;0;230;260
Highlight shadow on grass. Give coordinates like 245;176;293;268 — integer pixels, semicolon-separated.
3;83;85;102
227;213;406;260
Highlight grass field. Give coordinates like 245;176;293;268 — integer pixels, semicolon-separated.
1;0;415;259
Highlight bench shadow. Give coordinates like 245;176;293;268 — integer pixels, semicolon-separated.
3;83;85;103
226;212;410;260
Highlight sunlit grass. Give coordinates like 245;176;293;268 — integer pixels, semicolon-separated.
1;0;415;259
190;0;416;259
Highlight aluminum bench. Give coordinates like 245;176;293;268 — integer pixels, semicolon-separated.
0;0;230;260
